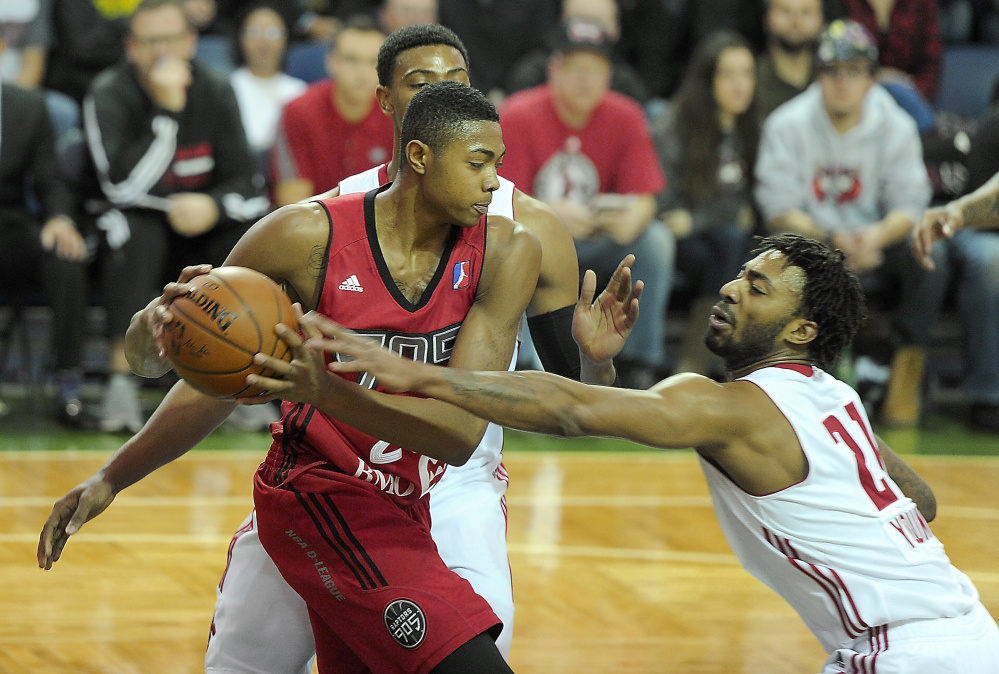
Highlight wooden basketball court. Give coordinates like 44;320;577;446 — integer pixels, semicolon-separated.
1;444;997;673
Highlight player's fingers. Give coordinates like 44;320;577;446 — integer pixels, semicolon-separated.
245;372;292;392
178;264;211;282
274;323;304;349
613;265;633;303
578;270;597;307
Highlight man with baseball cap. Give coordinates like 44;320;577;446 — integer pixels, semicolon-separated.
498;16;675;389
754;19;949;427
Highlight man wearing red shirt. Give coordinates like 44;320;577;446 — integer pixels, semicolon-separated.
499;17;674;388
271;16;393;206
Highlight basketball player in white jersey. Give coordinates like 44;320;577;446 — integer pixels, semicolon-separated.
319;232;999;674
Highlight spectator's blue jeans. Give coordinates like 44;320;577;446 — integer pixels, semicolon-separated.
574;221;675;368
951;229;999;403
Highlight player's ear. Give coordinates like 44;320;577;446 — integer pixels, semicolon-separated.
785;317;819;347
405;140;430;175
376;85;393;117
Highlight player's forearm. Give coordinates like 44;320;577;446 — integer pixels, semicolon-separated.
99;383;235;493
311;384;489;465
955;171;999;230
878;438;937;522
413;367;593;437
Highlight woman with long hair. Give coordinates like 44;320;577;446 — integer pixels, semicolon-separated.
651;30;760;376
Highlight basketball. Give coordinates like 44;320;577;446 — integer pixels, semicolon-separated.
164;266;298;399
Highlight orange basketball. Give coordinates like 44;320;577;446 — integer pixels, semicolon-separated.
164;266;297;399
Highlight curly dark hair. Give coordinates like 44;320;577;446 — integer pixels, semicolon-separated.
753;234;867;371
376;23;470;87
400;80;498;158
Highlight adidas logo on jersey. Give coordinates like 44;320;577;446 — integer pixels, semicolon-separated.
339;275;364;292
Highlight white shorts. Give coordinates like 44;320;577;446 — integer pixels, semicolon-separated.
819;602;999;674
205;511;315;674
206;443;513;671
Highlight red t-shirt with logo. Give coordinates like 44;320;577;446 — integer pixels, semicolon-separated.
497;83;664;202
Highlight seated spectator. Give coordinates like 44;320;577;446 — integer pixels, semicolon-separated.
44;0;135;104
499;17;674;389
0;0;81;159
270;15;391;206
841;0;941;132
755;19;947;426
505;0;649;105
652;31;758;376
909;98;999;434
0;40;91;426
229;3;306;177
755;0;827;119
85;0;267;432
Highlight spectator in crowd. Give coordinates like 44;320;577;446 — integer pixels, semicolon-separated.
84;0;266;433
44;0;135;104
0;0;50;88
755;0;827;119
270;15;391;206
439;0;559;101
841;0;941;132
652;31;758;376
229;3;306;177
378;0;437;33
909;104;999;434
0;0;83;158
0;38;91;427
499;17;674;389
505;0;649;105
755;19;946;426
212;0;379;43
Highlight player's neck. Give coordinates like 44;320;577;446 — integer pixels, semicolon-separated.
725;352;814;381
375;180;453;254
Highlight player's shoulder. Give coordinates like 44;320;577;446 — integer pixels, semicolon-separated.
484;212;541;258
510;188;568;239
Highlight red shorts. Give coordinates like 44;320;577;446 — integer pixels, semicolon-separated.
253;458;501;674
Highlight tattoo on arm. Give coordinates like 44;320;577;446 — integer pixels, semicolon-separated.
308;245;325;278
881;445;937;522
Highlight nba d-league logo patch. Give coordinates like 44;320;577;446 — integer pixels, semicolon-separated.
384;598;427;649
452;260;471;290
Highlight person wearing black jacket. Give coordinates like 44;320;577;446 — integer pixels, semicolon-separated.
84;0;267;433
0;79;91;426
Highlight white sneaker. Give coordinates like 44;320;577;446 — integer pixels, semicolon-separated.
99;373;144;434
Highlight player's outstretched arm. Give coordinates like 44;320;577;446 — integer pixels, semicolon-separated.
37;382;236;569
124;264;213;377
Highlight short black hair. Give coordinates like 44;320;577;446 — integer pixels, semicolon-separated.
376;23;469;87
753;233;867;371
400;80;498;157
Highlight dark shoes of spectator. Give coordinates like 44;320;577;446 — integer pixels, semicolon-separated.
970;402;999;434
57;396;98;430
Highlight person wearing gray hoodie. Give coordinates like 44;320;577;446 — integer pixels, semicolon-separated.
754;19;949;428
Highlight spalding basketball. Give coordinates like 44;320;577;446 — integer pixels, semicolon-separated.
164;266;297;399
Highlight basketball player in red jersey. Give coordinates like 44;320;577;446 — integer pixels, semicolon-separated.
39;81;638;672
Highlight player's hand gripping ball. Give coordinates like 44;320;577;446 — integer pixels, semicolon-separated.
164;266;298;398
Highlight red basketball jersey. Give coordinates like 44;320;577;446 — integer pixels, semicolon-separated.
266;188;487;505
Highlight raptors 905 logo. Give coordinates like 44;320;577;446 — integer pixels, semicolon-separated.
384;598;427;649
